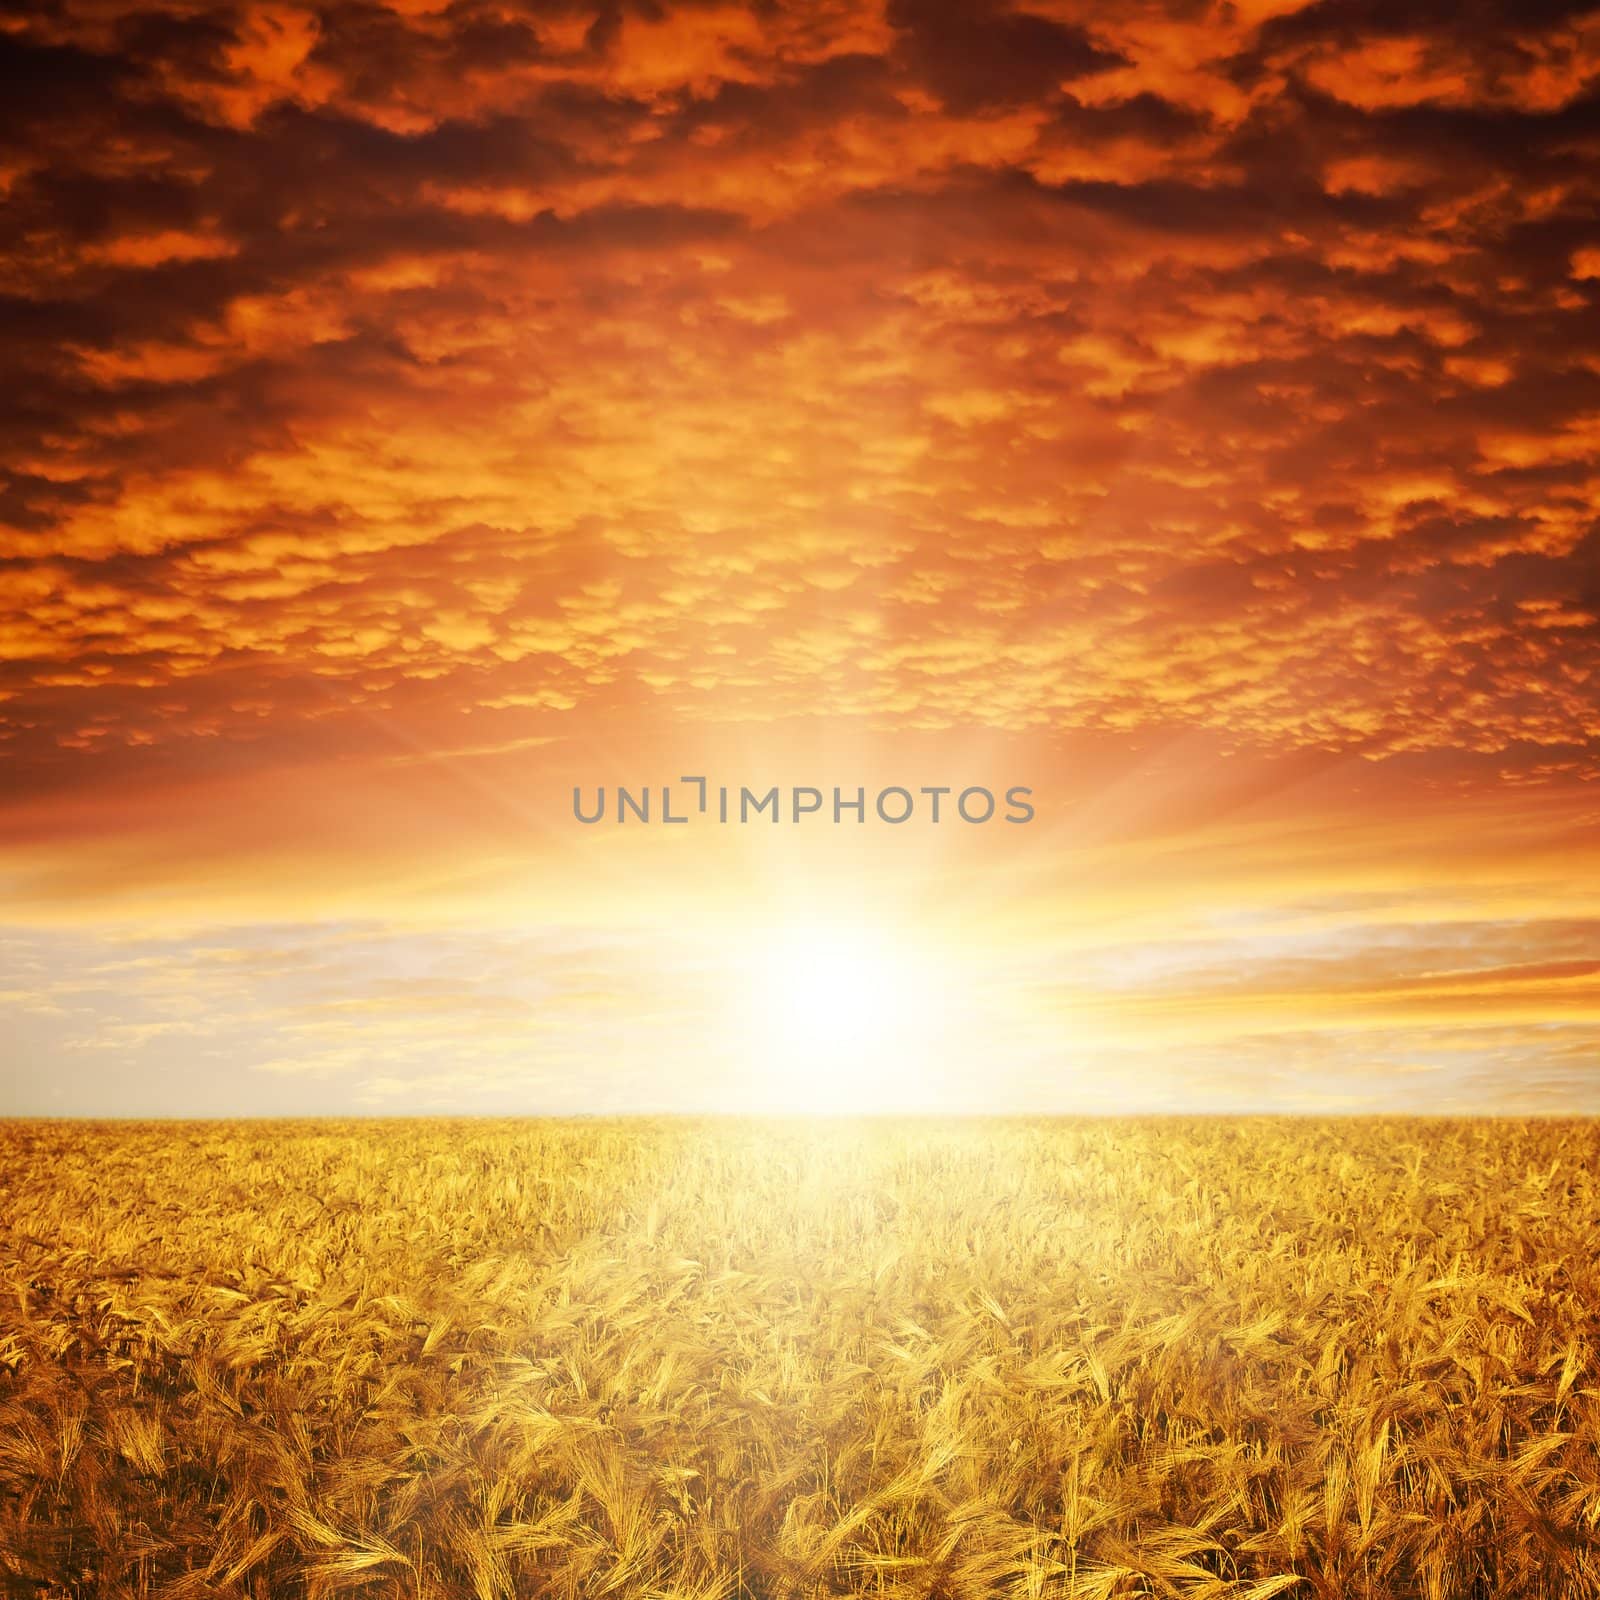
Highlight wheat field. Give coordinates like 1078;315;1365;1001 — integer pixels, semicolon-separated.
3;1118;1599;1599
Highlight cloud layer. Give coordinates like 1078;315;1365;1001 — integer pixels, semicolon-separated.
5;0;1599;780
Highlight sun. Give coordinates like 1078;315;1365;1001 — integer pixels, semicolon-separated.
724;920;957;1113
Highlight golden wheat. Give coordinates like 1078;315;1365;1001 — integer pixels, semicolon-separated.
2;1118;1598;1598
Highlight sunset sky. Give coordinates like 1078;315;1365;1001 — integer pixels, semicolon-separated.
3;0;1600;1114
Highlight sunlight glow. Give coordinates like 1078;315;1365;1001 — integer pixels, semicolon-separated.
726;921;960;1112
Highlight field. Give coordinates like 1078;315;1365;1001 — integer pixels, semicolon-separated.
3;1119;1600;1599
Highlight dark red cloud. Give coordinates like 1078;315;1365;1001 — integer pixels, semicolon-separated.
1;0;1597;794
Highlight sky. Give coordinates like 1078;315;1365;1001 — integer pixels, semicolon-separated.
2;0;1599;1114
